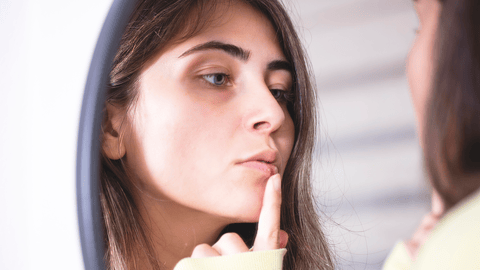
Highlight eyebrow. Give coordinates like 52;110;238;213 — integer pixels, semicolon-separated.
179;41;251;61
267;60;292;73
178;40;292;73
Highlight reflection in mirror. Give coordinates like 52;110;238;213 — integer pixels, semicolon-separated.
78;0;335;270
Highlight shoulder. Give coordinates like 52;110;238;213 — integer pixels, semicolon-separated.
414;190;480;269
383;241;413;270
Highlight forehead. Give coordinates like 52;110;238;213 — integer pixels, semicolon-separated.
174;0;283;56
142;0;288;74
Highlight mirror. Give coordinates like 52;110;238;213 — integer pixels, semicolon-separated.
76;1;136;269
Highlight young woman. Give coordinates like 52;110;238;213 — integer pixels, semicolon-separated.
383;0;480;268
100;0;334;269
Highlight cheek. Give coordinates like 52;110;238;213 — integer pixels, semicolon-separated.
122;101;186;194
406;36;432;136
124;92;239;197
278;112;295;171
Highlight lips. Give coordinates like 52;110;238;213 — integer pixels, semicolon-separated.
237;150;279;177
240;161;278;176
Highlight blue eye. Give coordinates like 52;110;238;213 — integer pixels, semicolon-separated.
203;73;228;86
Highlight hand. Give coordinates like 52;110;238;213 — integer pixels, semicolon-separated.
405;190;445;259
191;174;288;258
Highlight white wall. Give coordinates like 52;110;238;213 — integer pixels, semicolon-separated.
0;0;112;269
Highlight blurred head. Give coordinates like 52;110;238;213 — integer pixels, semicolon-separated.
100;0;333;269
408;0;480;208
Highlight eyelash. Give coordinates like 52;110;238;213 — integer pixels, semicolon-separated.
202;73;294;103
270;89;295;104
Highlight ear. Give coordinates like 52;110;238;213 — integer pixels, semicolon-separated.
102;103;126;160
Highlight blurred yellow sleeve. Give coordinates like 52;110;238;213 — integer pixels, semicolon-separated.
174;248;287;270
383;241;412;270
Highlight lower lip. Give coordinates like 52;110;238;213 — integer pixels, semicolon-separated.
239;161;276;177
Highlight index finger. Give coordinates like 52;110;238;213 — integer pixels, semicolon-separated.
252;173;283;251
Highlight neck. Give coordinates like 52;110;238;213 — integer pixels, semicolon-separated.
135;196;231;270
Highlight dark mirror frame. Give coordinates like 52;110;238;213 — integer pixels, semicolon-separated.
76;1;136;269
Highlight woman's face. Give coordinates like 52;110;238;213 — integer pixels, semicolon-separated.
407;0;441;143
120;1;294;223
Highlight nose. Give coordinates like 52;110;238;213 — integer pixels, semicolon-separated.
243;82;287;134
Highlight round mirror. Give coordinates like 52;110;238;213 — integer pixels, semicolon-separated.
76;1;135;269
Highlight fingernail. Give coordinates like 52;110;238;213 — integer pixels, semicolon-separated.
272;175;282;194
274;166;279;174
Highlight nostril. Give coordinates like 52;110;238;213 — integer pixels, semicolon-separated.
253;121;271;130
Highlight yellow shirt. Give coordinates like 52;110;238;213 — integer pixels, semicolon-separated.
174;248;287;270
383;190;480;270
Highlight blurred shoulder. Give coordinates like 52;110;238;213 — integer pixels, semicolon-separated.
414;190;480;269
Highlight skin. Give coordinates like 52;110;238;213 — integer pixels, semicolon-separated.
405;0;445;259
407;0;441;142
104;1;291;268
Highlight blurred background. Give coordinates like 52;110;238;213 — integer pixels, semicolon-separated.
0;0;428;269
290;0;431;269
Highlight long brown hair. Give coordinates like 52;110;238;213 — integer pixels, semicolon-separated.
424;0;480;209
100;0;334;269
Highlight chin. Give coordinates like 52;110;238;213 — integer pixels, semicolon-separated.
236;212;261;223
229;196;264;223
214;173;268;223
